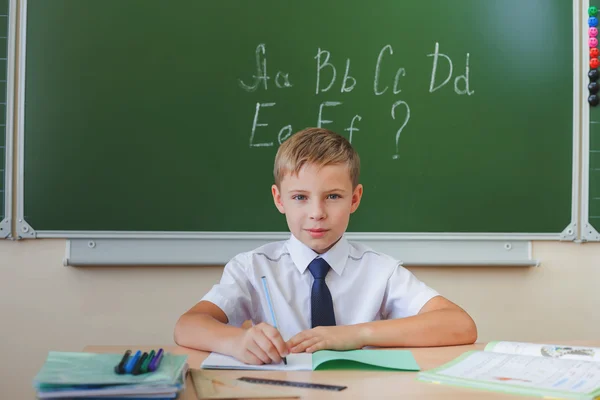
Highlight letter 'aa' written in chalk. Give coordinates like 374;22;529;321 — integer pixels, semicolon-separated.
239;44;293;92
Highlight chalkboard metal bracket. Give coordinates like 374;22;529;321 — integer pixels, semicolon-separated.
16;219;36;239
0;218;10;238
580;222;600;242
559;223;577;241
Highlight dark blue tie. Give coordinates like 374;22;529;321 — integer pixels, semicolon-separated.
308;257;336;328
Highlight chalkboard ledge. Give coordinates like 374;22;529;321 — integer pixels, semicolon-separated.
62;234;540;267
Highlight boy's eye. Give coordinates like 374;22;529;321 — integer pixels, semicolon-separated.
292;194;307;201
327;194;341;200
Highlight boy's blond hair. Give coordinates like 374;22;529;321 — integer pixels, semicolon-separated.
273;127;360;188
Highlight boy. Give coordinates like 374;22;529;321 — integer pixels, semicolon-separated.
174;128;477;365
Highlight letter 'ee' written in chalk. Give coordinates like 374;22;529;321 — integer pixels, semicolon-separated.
238;42;473;159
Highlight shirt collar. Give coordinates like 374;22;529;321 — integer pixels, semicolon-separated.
286;234;349;276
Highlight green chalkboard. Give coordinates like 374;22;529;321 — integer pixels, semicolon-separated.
22;0;574;234
0;0;10;237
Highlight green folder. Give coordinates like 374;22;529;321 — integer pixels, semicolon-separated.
34;351;188;388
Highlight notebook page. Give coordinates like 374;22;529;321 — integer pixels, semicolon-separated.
435;351;600;394
201;352;312;371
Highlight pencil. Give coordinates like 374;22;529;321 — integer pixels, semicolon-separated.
261;276;288;365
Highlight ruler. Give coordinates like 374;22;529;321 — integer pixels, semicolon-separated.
238;376;347;391
191;370;300;399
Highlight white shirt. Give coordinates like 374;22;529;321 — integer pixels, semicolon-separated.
201;235;439;341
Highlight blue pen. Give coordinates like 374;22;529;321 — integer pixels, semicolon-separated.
125;350;141;374
261;276;287;365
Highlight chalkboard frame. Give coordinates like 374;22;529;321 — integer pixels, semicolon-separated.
0;0;16;239
14;0;581;264
581;0;600;241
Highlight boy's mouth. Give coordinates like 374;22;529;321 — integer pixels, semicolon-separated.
306;228;328;238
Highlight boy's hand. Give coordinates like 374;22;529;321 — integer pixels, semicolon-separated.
287;325;365;353
232;322;289;365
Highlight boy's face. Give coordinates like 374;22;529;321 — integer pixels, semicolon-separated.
272;163;363;254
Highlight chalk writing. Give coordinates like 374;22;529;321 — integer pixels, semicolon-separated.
239;42;474;155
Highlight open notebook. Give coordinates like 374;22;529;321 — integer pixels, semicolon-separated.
418;341;600;400
201;349;420;371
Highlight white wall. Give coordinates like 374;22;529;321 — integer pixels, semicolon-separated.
1;239;599;398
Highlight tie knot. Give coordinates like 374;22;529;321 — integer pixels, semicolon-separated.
308;258;330;280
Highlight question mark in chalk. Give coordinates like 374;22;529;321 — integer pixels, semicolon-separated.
391;100;411;159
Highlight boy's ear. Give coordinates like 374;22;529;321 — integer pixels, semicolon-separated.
350;184;363;214
271;184;285;214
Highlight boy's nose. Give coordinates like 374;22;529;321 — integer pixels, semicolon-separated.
310;202;326;220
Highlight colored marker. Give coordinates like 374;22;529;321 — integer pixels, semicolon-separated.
132;352;148;375
140;350;155;374
124;350;141;374
148;348;164;372
114;349;131;374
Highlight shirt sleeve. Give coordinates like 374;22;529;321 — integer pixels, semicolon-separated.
200;254;254;327
381;263;440;319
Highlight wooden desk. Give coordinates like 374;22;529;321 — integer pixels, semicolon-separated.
84;342;595;399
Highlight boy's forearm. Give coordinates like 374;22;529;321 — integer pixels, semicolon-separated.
174;312;245;355
357;308;477;348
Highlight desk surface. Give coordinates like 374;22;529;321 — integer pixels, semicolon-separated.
83;342;596;399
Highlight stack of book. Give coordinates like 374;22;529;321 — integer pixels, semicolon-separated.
33;350;188;399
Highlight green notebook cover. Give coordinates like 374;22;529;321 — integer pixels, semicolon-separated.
312;349;420;371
